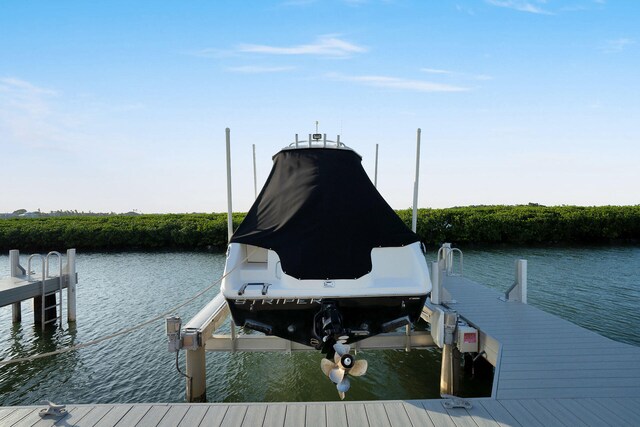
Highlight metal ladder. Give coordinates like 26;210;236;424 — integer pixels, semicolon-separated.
27;252;64;331
437;243;464;276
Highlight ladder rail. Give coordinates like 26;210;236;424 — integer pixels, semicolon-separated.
45;251;64;328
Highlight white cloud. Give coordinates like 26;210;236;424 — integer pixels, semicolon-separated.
421;68;453;75
485;0;553;14
0;77;77;149
226;65;296;73
237;35;367;57
187;48;238;59
599;38;635;53
280;0;318;6
327;73;469;92
456;4;476;15
421;68;492;81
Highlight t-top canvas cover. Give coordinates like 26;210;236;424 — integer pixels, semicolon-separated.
230;147;419;280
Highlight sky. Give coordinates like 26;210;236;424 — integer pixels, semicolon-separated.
1;0;638;214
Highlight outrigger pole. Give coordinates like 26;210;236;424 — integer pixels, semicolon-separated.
226;128;233;242
374;143;379;188
411;128;422;233
252;144;258;199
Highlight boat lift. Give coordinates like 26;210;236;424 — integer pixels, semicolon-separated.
165;128;493;402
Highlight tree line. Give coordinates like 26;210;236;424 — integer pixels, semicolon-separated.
1;206;639;253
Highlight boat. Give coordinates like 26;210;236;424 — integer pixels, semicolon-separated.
220;133;431;395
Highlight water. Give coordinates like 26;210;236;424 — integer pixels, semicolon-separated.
0;246;638;405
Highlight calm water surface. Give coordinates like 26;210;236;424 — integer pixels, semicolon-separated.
0;246;638;405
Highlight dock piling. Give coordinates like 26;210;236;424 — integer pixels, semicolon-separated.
186;347;206;402
430;261;441;305
9;250;24;323
440;311;460;395
504;259;527;303
66;249;77;322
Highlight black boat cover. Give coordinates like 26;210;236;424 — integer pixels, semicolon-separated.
230;148;419;280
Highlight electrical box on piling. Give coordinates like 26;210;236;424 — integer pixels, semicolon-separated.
166;316;182;352
456;325;478;353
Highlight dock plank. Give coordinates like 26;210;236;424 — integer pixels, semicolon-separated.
177;405;209;427
305;404;326;427
616;397;640;417
583;398;638;427
94;405;132;427
535;398;590;426
383;402;411;427
463;401;502;427
402;401;435;427
498;400;543;427
0;408;35;426
241;404;266;427
73;405;113;427
421;400;456;427
325;403;347;427
344;404;368;427
199;405;228;427
262;404;285;427
554;398;610;427
363;403;389;427
8;407;46;427
156;405;188;427
284;404;305;427
476;399;521;427
135;405;171;427
220;405;247;427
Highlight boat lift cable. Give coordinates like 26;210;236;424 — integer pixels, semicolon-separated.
0;253;251;367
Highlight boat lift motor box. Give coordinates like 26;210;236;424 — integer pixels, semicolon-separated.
457;325;478;353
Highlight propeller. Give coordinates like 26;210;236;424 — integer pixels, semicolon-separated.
320;343;368;399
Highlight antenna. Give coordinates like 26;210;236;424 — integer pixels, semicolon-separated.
312;121;322;141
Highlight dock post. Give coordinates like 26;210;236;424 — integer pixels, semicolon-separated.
515;259;527;304
430;261;441;305
505;259;527;303
9;250;24;323
186;347;206;402
440;311;459;395
66;249;77;322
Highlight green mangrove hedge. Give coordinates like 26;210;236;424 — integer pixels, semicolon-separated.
1;206;639;252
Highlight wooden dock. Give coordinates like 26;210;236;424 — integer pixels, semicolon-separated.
2;249;640;426
0;275;73;307
3;397;640;426
443;274;640;400
0;249;77;327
